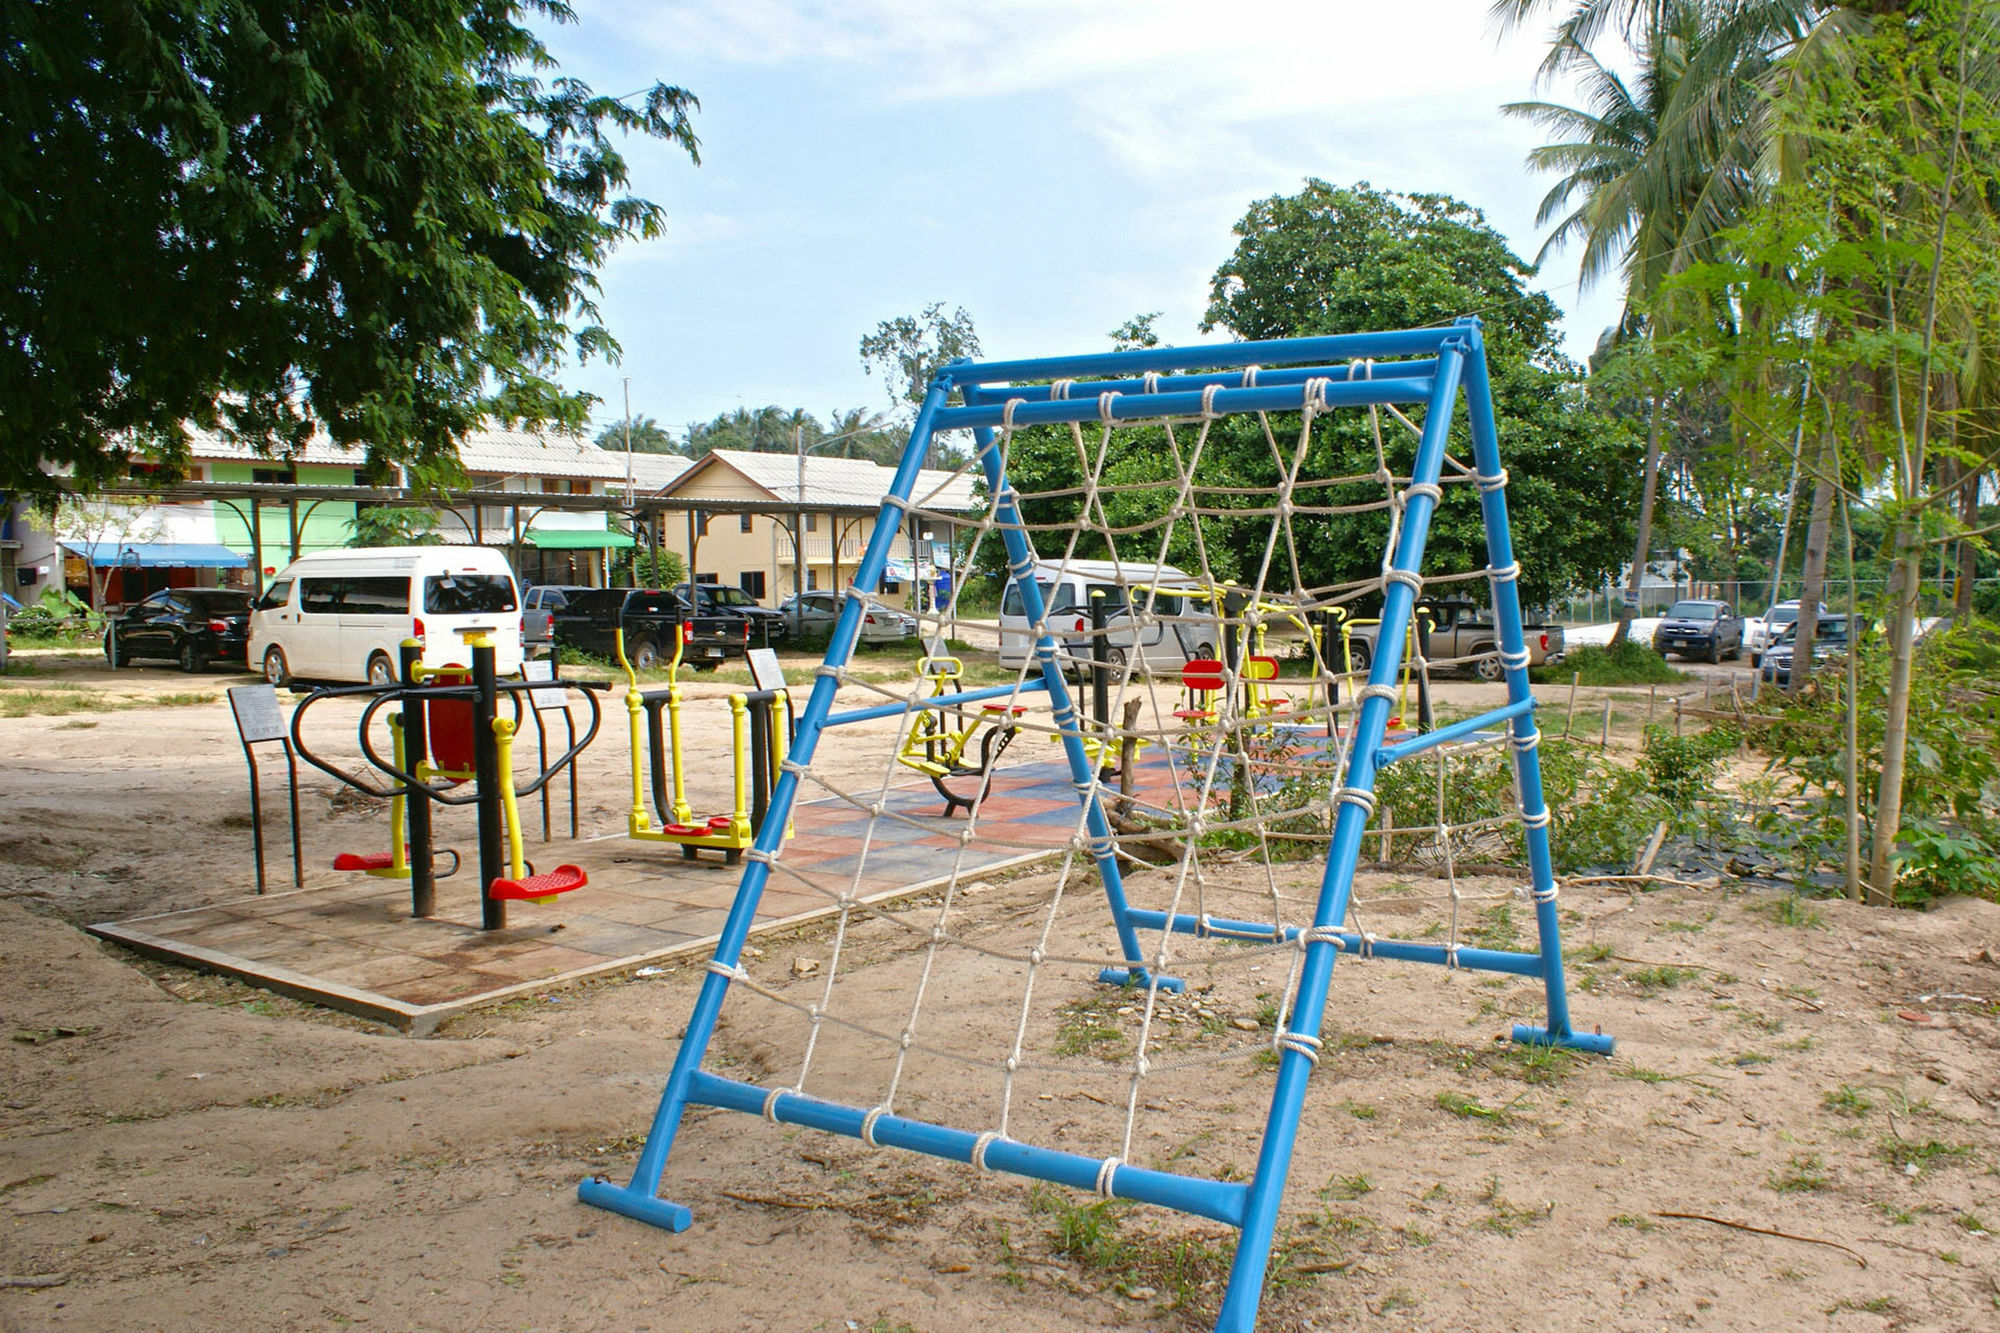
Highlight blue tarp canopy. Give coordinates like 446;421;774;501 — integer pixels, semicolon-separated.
59;541;249;569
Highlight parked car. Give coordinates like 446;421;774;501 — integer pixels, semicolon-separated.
1759;614;1864;688
1744;600;1828;666
551;588;748;671
104;587;253;673
998;560;1215;671
1345;598;1565;681
522;584;593;652
675;582;787;645
779;591;916;642
249;546;524;686
1652;599;1743;662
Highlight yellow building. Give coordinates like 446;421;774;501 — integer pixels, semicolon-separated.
652;449;978;608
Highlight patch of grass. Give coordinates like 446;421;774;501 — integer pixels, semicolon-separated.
1026;1184;1235;1312
1377;1289;1419;1314
1529;642;1686;686
1476;1178;1548;1235
1768;1152;1830;1193
1877;1202;1918;1225
1753;895;1826;929
152;691;220;708
1435;1091;1513;1125
1337;1099;1378;1121
1880;1138;1973;1173
1492;1044;1577;1085
1614;1064;1671;1084
1954;1213;1989;1234
1610;1214;1658;1232
1323;1173;1373;1201
0;688;122;718
1628;965;1695;995
1052;998;1130;1060
1467;904;1521;951
1823;1085;1874;1117
1830;1297;1895;1316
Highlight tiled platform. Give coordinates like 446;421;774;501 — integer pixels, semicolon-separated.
90;752;1202;1033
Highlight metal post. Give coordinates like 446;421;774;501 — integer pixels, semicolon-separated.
242;741;266;895
1089;587;1109;744
470;636;506;930
399;640;437;920
284;740;302;888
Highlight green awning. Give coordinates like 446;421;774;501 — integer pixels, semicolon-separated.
527;528;635;550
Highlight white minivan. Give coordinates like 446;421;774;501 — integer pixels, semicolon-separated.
997;560;1219;672
249;546;525;686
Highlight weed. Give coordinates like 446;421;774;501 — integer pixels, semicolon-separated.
1529;642;1685;687
1753;896;1826;929
1493;1044;1576;1085
1399;1224;1435;1246
1377;1288;1419;1314
1877;1202;1918;1225
1468;904;1521;951
1879;1138;1973;1173
1026;1184;1234;1312
1435;1091;1511;1124
1609;1214;1658;1232
1615;1064;1671;1084
1052;999;1129;1060
1476;1178;1548;1235
1628;965;1695;995
1338;1099;1378;1121
1830;1298;1894;1315
1823;1085;1874;1117
1768;1153;1830;1193
1954;1213;1989;1234
1324;1173;1373;1201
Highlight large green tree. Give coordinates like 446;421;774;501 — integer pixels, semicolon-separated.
594;415;683;456
1;0;698;500
1189;181;1639;608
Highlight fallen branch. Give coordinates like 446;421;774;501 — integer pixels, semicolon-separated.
718;1190;823;1211
1654;1211;1866;1267
0;1276;67;1289
1564;873;1722;892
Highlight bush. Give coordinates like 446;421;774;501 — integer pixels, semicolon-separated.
4;587;97;644
1531;640;1685;687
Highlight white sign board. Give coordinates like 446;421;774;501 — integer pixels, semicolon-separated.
746;647;787;693
228;684;288;745
521;658;569;712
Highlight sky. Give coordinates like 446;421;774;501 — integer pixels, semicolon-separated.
539;0;1628;440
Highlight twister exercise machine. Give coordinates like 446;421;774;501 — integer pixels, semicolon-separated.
290;635;604;928
616;622;791;865
896;651;1022;816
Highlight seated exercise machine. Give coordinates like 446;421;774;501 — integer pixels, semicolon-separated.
291;634;603;929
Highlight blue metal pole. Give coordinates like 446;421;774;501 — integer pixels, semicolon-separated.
821;679;1049;729
1121;909;1548;978
937;376;1431;432
1213;340;1468;1332
579;380;959;1229
1457;325;1612;1057
950;325;1457;385
962;358;1442;406
963;409;1179;993
1372;698;1533;767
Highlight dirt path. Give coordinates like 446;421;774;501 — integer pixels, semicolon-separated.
2;656;1997;1330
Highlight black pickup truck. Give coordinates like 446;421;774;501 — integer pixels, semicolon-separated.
674;582;788;646
550;588;748;671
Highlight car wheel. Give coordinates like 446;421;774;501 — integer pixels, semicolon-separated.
1474;652;1505;683
1103;646;1128;673
179;638;207;674
366;652;397;687
104;627;121;669
1345;640;1371;672
262;646;291;687
629;639;660;671
1708;641;1722;664
1195;641;1217;664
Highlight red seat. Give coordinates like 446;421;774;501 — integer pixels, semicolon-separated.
663;823;702;836
489;864;587;903
334;850;398;871
706;814;734;830
1181;658;1227;693
980;704;1029;715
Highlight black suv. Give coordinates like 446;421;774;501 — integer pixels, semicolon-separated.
550;588;747;671
675;582;787;646
104;587;254;672
1653;599;1743;663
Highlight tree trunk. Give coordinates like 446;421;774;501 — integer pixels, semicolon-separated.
1867;523;1923;905
1790;434;1837;693
1955;459;1980;618
1611;395;1665;648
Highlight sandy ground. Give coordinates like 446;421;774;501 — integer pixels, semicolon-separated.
2;650;1997;1331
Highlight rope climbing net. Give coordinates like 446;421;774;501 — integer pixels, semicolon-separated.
582;321;1613;1332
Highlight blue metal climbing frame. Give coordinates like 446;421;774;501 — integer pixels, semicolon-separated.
579;320;1612;1331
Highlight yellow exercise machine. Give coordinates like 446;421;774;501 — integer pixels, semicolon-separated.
897;653;1022;816
617;625;791;864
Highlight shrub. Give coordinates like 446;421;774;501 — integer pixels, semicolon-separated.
1530;640;1685;686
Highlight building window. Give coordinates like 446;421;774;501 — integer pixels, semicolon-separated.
738;513;754;534
541;478;562;494
883;579;902;594
695;572;719;584
569;479;591;494
252;467;295;485
695;512;709;536
804;513;818;533
739;571;766;599
806;569;820;591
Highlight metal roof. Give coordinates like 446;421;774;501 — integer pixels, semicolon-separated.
183;423;630;481
670;449;981;514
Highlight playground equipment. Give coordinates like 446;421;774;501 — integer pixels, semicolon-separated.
616;623;791;864
291;634;603;929
582;323;1610;1331
895;652;1022;816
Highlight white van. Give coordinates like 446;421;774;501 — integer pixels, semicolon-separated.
997;560;1219;672
249;546;525;686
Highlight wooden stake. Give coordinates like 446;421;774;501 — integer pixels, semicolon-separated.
1564;670;1581;739
1601;698;1613;747
1377;808;1394;865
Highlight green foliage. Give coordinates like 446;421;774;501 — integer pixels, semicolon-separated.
593;416;682;456
860;303;982;413
1640;724;1738;806
346;507;445;548
1756;620;2000;904
1530;641;1686;686
2;1;700;500
612;547;686;590
999;182;1639;608
4;586;97;641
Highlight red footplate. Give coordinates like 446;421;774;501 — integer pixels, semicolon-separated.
333;851;396;871
489;865;588;902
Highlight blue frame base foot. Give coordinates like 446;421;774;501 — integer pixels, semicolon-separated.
578;1176;695;1231
1097;966;1185;994
1512;1023;1615;1056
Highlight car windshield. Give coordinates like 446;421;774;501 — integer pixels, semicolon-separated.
1770;606;1799;626
1774;617;1851;646
1666;602;1720;621
423;574;516;615
706;587;755;607
186;590;252;612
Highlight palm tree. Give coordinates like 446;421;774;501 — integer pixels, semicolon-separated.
1504;0;1771;643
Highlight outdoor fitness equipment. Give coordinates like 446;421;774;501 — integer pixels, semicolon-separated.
616;625;791;865
895;653;1023;816
582;323;1611;1332
291;634;603;928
